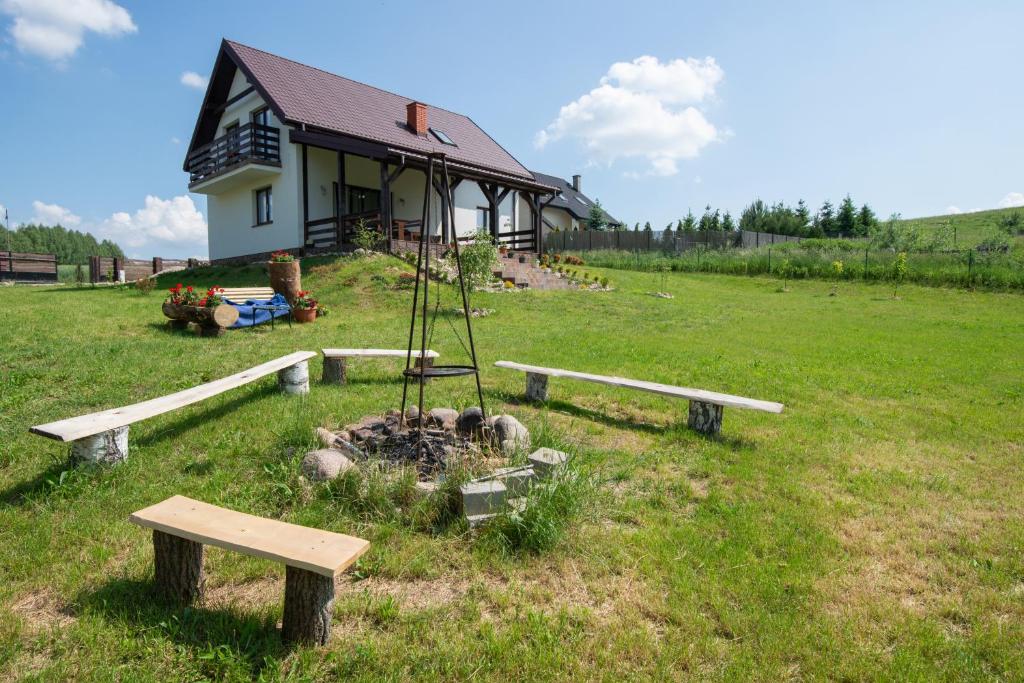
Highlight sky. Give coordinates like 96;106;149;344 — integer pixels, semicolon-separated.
1;0;1022;258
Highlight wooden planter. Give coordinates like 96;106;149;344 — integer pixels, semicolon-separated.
162;302;239;334
268;260;301;305
292;307;316;324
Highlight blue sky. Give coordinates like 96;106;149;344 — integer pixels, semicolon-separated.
1;0;1022;258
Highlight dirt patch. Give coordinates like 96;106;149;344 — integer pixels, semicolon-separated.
9;588;76;632
202;575;282;610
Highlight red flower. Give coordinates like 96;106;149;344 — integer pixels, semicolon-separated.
198;297;208;306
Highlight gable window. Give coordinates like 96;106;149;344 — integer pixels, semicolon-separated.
476;207;489;230
255;187;272;226
430;128;456;146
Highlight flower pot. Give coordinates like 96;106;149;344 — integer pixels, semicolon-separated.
268;259;301;305
292;307;316;323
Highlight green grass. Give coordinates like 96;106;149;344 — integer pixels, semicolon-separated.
896;206;1024;248
2;255;1023;681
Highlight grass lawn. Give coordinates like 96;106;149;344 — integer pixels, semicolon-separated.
897;206;1024;251
1;256;1022;681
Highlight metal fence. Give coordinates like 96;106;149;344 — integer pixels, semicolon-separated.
544;229;801;253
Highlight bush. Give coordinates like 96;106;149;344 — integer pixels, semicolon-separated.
450;230;498;289
133;277;155;295
352;219;385;253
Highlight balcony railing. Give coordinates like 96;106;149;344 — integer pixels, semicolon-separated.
187;123;281;185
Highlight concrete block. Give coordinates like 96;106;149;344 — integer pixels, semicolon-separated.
490;466;536;496
461;480;507;517
528;448;568;477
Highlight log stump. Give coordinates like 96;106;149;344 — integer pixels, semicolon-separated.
525;372;549;402
70;426;129;465
415;356;434;384
197;324;224;337
687;400;723;435
278;360;310;395
268;260;302;306
322;357;347;385
281;566;334;646
168;319;189;330
153;530;205;603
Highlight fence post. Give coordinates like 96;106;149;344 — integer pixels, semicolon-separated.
864;249;869;279
967;249;973;282
767;247;771;273
152;257;162;274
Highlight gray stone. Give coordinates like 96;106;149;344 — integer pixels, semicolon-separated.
427;407;459;430
456;406;486;437
491;415;531;455
460;480;507;517
404;405;420;426
528;448;568;477
301;448;354;482
413;481;439;498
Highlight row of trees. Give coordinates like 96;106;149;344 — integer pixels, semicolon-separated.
608;196;881;239
0;223;123;263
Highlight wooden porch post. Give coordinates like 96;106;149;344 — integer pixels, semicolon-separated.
337;152;347;248
379;159;392;252
301;144;309;246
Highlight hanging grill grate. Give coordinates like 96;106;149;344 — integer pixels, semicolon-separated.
399;153;487;446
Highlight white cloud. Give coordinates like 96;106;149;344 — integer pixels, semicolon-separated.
1;0;136;62
170;136;181;145
998;192;1024;209
945;205;961;214
180;70;208;89
97;195;207;252
536;55;724;176
30;200;81;227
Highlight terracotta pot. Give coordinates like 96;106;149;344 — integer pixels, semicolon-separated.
292;307;316;323
267;259;301;304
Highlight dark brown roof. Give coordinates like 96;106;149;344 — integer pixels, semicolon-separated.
223;40;534;181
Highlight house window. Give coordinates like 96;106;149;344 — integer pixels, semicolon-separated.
346;185;380;214
251;107;269;127
476;207;489;230
430;128;455;146
224;120;241;158
255;187;272;225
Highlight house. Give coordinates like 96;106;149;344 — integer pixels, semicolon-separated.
528;172;621;234
184;39;570;263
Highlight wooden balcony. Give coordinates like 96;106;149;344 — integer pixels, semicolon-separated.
187;123;281;193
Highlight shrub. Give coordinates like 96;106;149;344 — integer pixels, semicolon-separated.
133;277;156;295
563;255;585;266
600;276;609;288
451;230;499;289
352;219;385;253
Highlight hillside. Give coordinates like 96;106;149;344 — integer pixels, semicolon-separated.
896;205;1024;248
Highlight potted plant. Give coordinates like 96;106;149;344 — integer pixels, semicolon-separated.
162;283;198;328
292;290;319;323
268;250;301;304
191;286;239;333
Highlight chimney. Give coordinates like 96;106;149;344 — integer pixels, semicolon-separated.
406;101;428;136
572;174;581;192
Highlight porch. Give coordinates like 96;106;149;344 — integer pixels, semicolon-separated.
292;129;556;255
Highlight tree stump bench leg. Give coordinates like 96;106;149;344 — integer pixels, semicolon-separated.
525;372;548;402
278;360;310;395
197;324;225;337
168;319;188;330
322;357;347;385
415;356;434;384
70;426;129;465
687;400;723;435
152;530;204;603
281;566;334;646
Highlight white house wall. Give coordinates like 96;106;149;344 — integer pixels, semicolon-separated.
207;69;302;260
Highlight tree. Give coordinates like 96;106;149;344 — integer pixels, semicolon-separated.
644;221;652;232
857;203;877;235
817;200;836;237
836;195;858;237
698;205;720;232
681;210;697;233
634;222;640;232
739;199;768;233
795;199;811;235
0;223;124;263
721;211;735;232
586;200;607;231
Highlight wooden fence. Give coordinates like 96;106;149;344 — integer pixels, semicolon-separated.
88;256;195;283
0;251;58;282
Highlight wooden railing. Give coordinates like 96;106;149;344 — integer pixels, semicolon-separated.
186;123;281;185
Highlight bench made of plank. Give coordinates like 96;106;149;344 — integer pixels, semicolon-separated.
494;360;784;435
130;495;369;646
30;351;316;464
220;287;276;301
320;348;440;385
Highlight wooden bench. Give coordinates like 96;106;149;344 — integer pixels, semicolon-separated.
494;360;784;435
31;351;316;464
130;495;369;646
321;348;440;385
220;287;292;330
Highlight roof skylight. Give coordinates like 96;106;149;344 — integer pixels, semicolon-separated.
430;128;456;146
